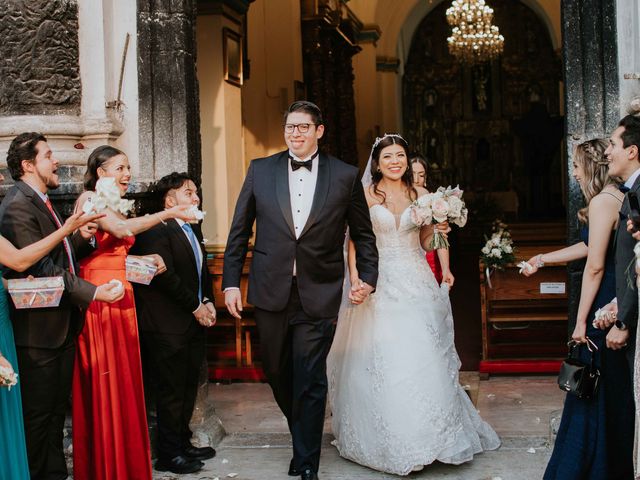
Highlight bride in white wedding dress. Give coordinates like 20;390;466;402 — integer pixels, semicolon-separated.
327;134;500;476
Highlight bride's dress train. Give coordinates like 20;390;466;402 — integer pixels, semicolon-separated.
327;204;500;476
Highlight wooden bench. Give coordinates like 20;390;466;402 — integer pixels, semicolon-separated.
479;245;568;377
208;252;256;368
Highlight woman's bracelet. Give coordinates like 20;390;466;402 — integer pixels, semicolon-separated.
155;213;167;226
534;254;545;268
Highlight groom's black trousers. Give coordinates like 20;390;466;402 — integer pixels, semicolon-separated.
254;278;336;474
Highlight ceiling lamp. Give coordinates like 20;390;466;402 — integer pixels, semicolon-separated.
446;0;504;64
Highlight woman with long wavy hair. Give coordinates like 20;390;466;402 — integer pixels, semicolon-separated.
523;139;634;479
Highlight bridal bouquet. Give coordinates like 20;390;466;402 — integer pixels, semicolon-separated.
409;185;468;249
480;220;515;270
81;177;135;216
0;363;18;391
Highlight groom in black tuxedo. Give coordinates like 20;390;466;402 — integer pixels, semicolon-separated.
223;101;378;480
131;173;216;475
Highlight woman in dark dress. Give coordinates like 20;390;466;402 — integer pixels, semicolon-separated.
523;139;634;479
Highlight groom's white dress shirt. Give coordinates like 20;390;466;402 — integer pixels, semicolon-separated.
289;149;319;276
224;149;319;291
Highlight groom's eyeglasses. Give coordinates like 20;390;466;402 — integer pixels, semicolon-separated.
283;123;316;134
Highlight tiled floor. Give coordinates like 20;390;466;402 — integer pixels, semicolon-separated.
151;374;565;480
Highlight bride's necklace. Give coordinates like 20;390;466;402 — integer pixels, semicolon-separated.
379;188;410;215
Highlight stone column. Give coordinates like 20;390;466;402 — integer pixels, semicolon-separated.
562;0;619;331
137;0;202;183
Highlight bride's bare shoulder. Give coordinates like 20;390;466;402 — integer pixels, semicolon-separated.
365;185;381;208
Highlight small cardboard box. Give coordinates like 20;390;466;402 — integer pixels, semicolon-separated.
8;276;65;309
125;256;157;285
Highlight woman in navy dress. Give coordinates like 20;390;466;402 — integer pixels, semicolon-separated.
0;195;102;480
523;139;634;479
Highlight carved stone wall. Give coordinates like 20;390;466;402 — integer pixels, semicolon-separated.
0;0;81;115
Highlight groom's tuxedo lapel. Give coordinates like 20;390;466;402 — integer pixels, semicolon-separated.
275;152;296;238
299;152;330;239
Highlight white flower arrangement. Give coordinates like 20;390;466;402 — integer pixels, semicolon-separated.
480;220;516;270
82;177;135;216
0;364;18;391
409;185;468;249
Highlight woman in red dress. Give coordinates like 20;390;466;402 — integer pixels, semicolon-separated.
72;146;195;480
410;155;454;287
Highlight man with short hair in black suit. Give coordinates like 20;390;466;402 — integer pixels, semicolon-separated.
223;101;379;480
596;113;640;371
131;172;216;475
0;132;124;480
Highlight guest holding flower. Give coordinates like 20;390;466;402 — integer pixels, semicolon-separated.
72;146;196;480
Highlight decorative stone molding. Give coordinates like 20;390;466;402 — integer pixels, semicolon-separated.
0;0;81;116
358;24;382;45
376;56;400;73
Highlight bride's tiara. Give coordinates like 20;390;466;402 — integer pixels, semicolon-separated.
372;133;406;150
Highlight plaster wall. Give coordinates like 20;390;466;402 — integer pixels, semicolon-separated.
197;14;245;247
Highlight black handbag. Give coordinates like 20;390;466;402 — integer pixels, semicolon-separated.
557;338;600;399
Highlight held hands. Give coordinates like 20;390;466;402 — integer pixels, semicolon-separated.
225;289;243;319
194;302;216;327
94;281;126;303
348;278;374;305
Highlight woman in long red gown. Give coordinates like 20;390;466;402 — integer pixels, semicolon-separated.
72;146;195;480
410;155;454;287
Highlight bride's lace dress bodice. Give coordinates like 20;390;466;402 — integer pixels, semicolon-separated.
369;204;442;305
327;204;500;476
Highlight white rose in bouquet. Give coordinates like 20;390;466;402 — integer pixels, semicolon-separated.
432;197;450;223
409;194;433;227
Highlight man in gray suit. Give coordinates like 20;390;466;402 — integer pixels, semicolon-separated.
596;114;640;371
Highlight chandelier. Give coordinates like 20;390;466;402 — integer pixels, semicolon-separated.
446;0;504;64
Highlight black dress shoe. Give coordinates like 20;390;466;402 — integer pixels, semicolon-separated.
183;444;216;460
288;458;299;476
155;455;204;474
300;468;319;480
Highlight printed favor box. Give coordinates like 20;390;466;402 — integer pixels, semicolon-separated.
8;276;65;309
125;256;157;285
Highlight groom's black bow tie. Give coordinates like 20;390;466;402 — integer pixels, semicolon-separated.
620;185;631;193
290;151;318;172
